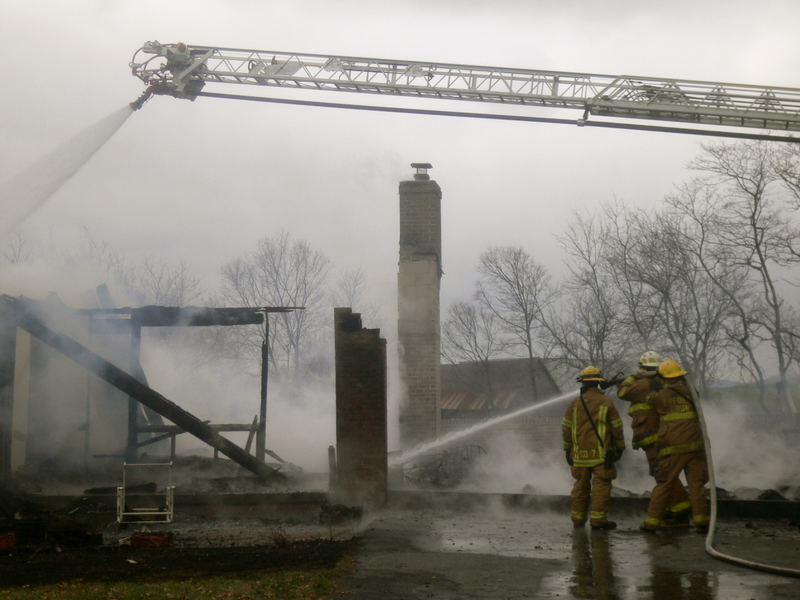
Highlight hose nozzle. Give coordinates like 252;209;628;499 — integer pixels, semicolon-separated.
130;86;155;111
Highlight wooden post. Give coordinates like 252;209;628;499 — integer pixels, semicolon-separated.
244;414;258;455
328;445;337;491
257;316;269;462
0;314;16;484
83;316;92;471
126;316;142;463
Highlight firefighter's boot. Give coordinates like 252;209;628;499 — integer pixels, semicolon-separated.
662;509;691;528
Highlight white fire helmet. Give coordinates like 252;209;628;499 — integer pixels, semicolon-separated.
639;350;661;368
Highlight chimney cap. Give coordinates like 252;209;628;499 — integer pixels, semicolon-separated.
411;162;433;180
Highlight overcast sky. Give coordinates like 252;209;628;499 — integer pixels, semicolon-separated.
2;0;799;316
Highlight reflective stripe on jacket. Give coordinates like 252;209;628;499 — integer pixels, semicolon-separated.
617;371;660;449
562;387;625;468
648;378;705;458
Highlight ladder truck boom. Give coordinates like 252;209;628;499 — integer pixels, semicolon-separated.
130;41;800;141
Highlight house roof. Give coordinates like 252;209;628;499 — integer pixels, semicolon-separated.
441;357;562;414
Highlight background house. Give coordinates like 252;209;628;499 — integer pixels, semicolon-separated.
440;357;564;452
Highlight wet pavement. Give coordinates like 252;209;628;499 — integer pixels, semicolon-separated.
334;504;800;599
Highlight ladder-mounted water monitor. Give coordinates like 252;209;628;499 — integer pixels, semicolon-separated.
130;41;800;142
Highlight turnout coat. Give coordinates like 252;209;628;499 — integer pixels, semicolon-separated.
562;387;625;468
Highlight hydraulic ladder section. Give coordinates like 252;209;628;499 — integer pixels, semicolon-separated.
130;41;800;137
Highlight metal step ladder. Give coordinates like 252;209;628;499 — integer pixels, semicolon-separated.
116;462;175;524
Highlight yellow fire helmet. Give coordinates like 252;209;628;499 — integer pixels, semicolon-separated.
639;350;662;368
577;365;605;382
658;359;687;379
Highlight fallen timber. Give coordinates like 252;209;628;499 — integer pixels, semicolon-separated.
2;297;283;481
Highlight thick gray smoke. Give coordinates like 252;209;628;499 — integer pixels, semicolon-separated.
140;334;336;473
453;402;798;498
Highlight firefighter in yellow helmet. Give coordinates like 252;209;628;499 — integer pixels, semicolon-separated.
641;360;710;533
617;351;691;526
562;366;626;529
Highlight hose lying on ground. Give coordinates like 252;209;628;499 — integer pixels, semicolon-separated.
692;386;800;578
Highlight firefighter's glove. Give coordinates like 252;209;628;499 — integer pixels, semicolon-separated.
604;447;623;467
565;450;573;466
600;372;626;390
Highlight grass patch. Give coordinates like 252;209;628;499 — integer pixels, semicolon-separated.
0;554;356;600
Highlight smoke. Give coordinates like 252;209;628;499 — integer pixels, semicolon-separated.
457;430;571;495
703;401;799;494
444;399;799;497
9;297;133;484
1;255;338;487
0;253;109;307
136;327;337;474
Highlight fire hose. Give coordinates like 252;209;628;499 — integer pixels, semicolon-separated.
691;386;800;578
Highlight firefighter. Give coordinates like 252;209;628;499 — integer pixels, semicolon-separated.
563;366;626;529
641;359;710;533
618;351;691;527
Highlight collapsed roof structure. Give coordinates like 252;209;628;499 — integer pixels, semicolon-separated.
0;295;297;486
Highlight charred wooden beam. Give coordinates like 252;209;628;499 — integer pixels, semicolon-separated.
78;306;299;329
6;300;283;481
138;424;257;433
134;306;267;327
137;431;179;448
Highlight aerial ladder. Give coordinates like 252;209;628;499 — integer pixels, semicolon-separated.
131;41;800;142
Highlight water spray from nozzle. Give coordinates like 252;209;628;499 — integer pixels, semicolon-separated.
389;389;577;467
0;106;134;235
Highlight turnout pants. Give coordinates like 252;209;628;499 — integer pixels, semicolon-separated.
644;446;691;519
570;464;616;525
644;450;709;528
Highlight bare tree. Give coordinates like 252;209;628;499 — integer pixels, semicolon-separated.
329;267;383;329
476;246;554;400
667;181;769;406
621;209;734;396
220;230;330;373
541;199;741;397
441;301;509;406
688;141;800;411
442;301;508;365
66;230;203;307
1;233;31;266
542;212;634;377
123;257;201;306
773;142;800;209
331;267;366;308
603;204;665;349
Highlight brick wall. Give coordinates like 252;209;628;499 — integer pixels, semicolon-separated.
398;177;442;449
0;310;16;484
334;308;387;507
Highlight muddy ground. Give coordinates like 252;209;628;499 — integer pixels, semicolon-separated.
2;491;799;598
0;488;360;591
0;539;357;588
332;505;800;600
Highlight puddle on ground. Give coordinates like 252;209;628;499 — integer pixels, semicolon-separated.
420;511;798;599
